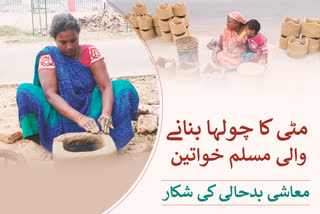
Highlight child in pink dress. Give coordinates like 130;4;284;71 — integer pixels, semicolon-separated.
238;19;268;63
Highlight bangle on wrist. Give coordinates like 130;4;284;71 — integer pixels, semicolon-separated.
78;114;84;124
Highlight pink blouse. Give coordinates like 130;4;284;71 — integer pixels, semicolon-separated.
38;44;104;70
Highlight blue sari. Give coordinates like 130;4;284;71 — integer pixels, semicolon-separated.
16;46;139;153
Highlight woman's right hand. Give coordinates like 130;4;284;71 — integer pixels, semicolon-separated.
78;115;100;134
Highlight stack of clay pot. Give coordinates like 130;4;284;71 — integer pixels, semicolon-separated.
300;18;320;54
123;3;156;40
279;16;320;58
138;14;156;40
156;2;189;42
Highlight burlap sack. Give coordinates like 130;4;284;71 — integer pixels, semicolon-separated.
138;14;154;30
172;3;187;17
161;31;173;42
169;17;187;34
132;3;147;16
152;15;160;26
302;36;320;53
279;35;290;50
287;36;308;58
159;18;172;32
140;28;156;40
281;16;302;37
301;18;320;38
154;26;162;37
156;3;174;20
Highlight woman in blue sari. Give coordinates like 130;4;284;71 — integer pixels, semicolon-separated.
16;14;139;153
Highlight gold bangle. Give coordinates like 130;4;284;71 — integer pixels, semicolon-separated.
78;114;84;124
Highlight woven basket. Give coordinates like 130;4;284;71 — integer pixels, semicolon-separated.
279;35;290;49
159;18;172;32
170;17;187;34
301;18;320;38
161;31;173;42
138;14;154;30
140;28;156;40
172;3;187;17
281;16;302;37
302;36;320;53
287;36;308;58
156;3;174;20
132;3;147;16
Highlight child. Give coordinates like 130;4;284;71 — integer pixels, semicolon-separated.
238;19;268;63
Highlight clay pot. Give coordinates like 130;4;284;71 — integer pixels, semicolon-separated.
301;18;320;38
52;133;116;160
132;3;147;16
140;28;156;40
170;17;187;35
156;3;174;20
138;15;153;30
287;36;308;58
152;15;159;26
154;26;161;36
184;16;189;27
279;35;290;49
159;18;172;32
128;15;139;28
281;16;302;37
133;28;142;39
302;36;320;53
161;31;173;42
172;3;187;17
173;32;188;43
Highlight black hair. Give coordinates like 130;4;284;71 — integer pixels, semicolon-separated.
49;13;80;39
246;19;261;33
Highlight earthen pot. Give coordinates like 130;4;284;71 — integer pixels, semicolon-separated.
281;16;302;37
287;36;308;58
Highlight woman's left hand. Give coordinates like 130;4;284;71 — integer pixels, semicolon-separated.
98;113;114;134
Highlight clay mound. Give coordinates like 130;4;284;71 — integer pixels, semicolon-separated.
156;3;174;20
301;18;320;38
280;16;302;37
132;3;147;16
287;36;308;58
172;3;187;17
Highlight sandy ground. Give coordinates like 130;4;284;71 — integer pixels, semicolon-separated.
0;75;159;214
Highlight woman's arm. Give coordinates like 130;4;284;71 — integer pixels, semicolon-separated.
90;60;114;115
90;60;114;134
39;69;99;133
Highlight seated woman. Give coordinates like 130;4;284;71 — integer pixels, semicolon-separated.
212;12;247;70
16;13;139;153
